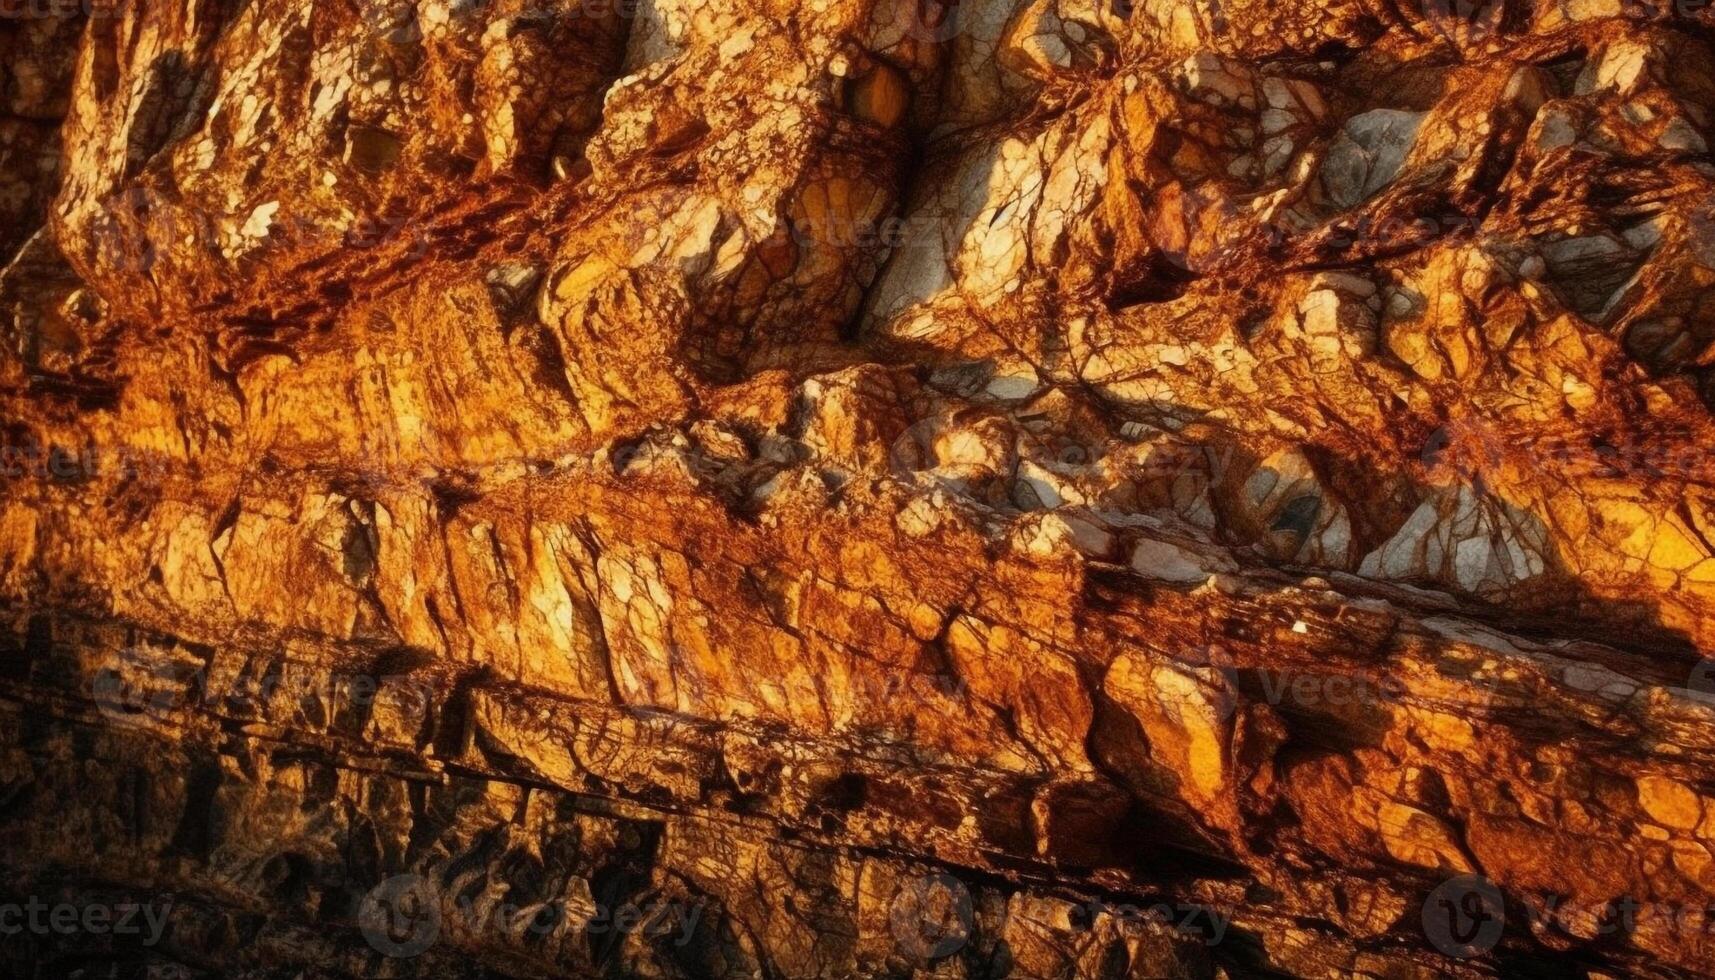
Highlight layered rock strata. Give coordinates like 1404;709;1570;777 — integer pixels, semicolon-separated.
7;0;1715;976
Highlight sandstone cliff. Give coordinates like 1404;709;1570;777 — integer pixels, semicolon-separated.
6;0;1715;976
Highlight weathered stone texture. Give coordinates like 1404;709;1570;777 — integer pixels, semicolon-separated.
6;0;1715;977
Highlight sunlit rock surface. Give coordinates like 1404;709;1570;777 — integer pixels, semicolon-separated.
7;1;1715;977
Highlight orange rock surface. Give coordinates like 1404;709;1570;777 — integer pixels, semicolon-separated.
6;1;1715;976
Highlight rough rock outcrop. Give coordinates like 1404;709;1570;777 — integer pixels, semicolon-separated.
7;1;1715;977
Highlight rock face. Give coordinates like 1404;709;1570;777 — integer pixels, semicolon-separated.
8;1;1715;977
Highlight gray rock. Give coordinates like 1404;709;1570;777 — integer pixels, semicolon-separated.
1321;109;1426;210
